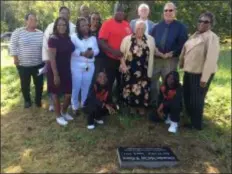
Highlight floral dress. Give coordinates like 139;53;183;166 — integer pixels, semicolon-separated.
121;34;150;107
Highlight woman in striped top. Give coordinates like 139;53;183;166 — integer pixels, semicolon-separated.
10;13;44;108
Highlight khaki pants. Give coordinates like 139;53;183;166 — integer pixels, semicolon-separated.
150;57;178;105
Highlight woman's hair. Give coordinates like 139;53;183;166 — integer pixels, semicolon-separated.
135;20;147;32
199;11;215;26
53;17;70;37
75;17;91;40
164;71;180;89
90;11;102;28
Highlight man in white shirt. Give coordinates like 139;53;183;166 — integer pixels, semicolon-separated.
42;6;75;111
130;3;155;35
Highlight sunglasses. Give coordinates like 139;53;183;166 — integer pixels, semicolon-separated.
198;20;210;24
164;9;174;12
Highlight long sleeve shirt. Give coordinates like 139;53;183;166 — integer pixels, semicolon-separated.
10;27;43;67
179;30;220;82
42;21;76;61
151;20;188;57
70;34;99;63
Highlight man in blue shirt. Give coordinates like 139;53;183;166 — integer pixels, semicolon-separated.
150;2;188;106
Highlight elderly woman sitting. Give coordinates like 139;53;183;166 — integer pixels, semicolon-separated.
179;12;220;130
119;20;156;115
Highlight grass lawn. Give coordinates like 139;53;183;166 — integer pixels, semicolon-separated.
1;43;231;173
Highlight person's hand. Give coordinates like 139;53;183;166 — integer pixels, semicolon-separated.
111;50;123;58
163;51;173;59
119;64;128;73
85;50;94;58
54;75;60;87
13;56;19;65
105;104;116;115
200;81;207;88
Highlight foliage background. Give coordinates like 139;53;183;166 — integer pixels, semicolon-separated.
1;1;231;39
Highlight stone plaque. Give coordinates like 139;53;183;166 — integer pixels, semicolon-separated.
117;147;179;168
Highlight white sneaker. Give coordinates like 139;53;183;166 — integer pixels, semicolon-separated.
165;115;171;125
49;105;54;112
87;125;95;129
56;116;68;126
62;112;74;121
168;121;178;133
94;119;104;124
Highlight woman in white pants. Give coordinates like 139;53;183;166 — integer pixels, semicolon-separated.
71;17;99;115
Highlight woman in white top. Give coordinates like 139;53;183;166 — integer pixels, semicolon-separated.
71;17;99;115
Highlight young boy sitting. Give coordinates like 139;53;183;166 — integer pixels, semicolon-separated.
149;71;182;133
83;72;118;130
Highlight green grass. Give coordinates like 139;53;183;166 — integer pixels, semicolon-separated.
1;43;231;173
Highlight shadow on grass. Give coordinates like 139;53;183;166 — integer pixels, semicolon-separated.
1;48;231;173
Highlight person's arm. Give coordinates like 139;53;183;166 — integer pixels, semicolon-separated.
147;36;155;78
70;34;81;57
179;46;186;69
49;48;58;74
98;39;119;55
200;34;220;85
119;36;129;73
9;28;20;65
42;24;52;62
172;24;188;57
48;37;60;86
92;36;100;57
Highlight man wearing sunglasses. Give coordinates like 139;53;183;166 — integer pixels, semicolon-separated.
150;2;188;107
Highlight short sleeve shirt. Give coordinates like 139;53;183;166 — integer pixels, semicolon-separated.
99;18;132;60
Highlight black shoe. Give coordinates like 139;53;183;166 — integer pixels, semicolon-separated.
24;102;32;108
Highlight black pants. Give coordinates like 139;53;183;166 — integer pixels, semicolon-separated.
183;72;214;129
17;64;44;104
90;55;107;89
149;106;181;123
87;107;108;125
104;57;121;101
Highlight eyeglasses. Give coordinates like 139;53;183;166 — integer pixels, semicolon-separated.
164;9;174;12
198;20;210;24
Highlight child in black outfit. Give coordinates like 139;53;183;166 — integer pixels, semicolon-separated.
83;72;118;130
149;71;182;133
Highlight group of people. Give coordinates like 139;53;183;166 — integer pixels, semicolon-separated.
9;2;220;133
